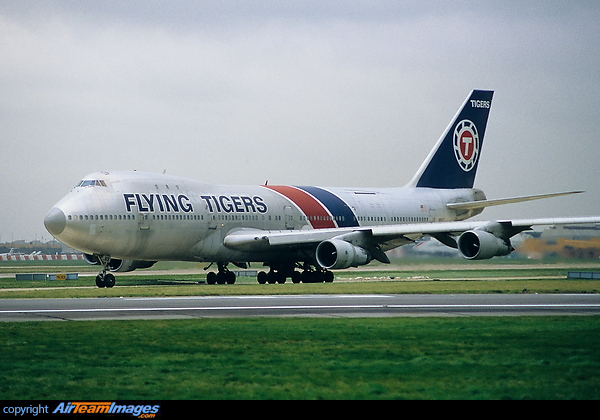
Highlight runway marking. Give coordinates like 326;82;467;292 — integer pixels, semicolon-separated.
126;294;392;300
1;305;382;314
3;303;600;315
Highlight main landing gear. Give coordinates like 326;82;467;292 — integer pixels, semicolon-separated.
205;262;334;285
206;262;237;284
95;255;116;288
256;267;334;284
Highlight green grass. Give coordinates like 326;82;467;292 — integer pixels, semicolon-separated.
2;279;600;299
2;261;600;298
2;259;600;400
1;317;599;400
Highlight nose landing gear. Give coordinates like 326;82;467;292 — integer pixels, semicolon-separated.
95;255;116;288
96;272;115;288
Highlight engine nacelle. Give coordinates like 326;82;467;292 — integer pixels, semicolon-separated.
457;230;513;260
83;254;156;272
316;239;371;269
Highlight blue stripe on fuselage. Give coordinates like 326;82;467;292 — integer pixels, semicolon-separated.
295;186;359;228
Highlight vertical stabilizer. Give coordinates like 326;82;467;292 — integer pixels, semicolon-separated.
409;90;494;189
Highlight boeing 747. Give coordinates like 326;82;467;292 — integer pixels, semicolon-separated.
44;90;600;287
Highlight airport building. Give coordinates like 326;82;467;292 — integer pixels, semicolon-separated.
518;225;600;259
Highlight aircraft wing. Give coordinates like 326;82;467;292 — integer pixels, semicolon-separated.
370;216;600;240
224;216;600;261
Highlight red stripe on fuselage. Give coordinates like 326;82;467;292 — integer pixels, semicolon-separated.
263;185;336;229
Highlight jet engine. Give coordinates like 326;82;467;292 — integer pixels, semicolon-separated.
83;254;157;272
316;239;371;269
457;230;513;260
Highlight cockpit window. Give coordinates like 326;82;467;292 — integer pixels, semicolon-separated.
77;180;107;188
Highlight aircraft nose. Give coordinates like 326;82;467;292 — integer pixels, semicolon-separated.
44;207;67;237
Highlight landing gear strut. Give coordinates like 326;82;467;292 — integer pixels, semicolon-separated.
95;255;115;288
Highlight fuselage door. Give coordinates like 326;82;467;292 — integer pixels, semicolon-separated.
138;213;150;230
284;206;294;230
422;204;437;222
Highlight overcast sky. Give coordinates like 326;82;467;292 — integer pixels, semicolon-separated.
1;1;599;242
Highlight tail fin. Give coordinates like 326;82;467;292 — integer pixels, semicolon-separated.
409;90;494;189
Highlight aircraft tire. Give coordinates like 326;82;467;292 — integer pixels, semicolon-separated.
226;271;236;284
104;273;116;288
257;271;268;284
301;271;317;283
206;272;217;285
291;271;302;284
267;272;278;284
95;275;106;288
216;272;226;284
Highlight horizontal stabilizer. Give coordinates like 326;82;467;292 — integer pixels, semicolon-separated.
446;191;584;211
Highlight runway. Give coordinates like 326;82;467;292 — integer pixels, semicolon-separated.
1;294;600;321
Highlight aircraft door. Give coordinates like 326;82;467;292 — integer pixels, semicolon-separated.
138;213;150;230
284;206;294;230
422;204;440;222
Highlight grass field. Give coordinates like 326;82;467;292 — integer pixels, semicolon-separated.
1;316;599;400
1;258;599;400
2;258;600;298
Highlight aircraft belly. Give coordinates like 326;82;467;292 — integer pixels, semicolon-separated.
63;220;204;261
119;226;205;261
190;230;310;264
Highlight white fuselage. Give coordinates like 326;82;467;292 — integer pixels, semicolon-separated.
43;91;600;287
49;171;484;263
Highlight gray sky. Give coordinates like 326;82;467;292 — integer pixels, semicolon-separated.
1;1;599;242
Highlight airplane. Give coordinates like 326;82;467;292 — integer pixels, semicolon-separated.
44;90;600;287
